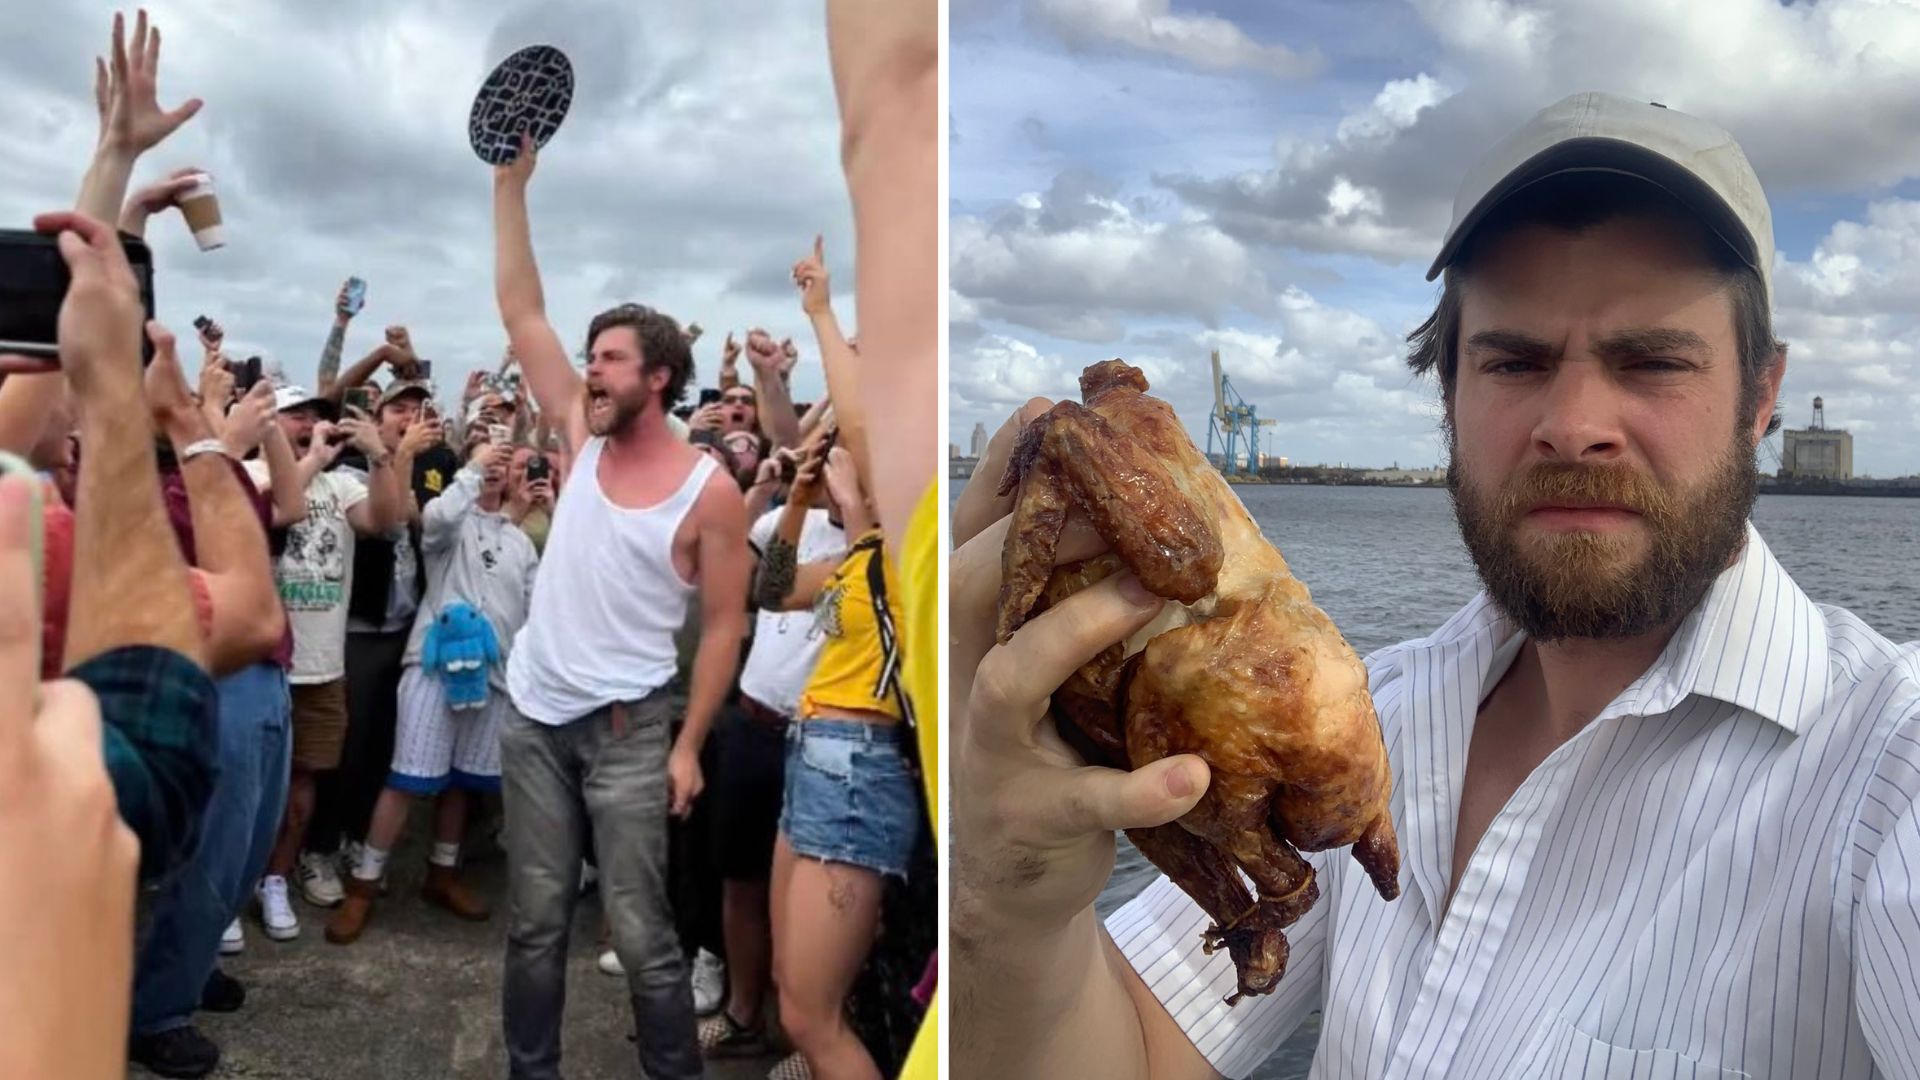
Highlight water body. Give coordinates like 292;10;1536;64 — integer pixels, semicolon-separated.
957;482;1920;1078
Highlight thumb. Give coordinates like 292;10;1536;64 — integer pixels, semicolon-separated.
1049;755;1209;839
813;234;823;262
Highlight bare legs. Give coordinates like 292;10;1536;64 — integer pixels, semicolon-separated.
770;836;886;1080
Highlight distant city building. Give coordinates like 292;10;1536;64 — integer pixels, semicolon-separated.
949;443;961;459
970;422;989;458
1781;396;1854;481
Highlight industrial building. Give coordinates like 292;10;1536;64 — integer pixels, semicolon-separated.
1780;397;1853;481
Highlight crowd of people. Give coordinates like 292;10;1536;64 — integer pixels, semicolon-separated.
0;6;940;1080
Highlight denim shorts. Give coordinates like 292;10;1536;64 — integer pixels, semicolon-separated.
778;719;919;880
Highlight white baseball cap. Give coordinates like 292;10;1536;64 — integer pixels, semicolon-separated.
1428;92;1773;305
273;385;338;419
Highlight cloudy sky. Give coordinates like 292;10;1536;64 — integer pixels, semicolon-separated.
1;0;854;407
951;0;1920;478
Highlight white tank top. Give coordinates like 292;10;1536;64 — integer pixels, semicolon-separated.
507;438;718;725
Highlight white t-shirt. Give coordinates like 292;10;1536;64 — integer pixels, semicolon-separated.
248;461;368;684
738;507;847;716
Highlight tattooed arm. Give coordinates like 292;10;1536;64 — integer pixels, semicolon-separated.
314;286;352;395
749;454;842;612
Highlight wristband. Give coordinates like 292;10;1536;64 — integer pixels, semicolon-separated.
180;438;231;463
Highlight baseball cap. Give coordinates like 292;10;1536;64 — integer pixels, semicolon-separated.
378;379;433;410
1428;92;1773;305
273;385;338;420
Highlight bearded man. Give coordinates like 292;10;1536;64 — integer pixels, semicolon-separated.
490;132;750;1080
950;93;1920;1079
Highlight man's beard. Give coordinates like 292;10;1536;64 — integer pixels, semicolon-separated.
586;386;645;437
1448;427;1757;642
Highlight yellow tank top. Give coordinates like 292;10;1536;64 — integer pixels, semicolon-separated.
895;484;940;1080
798;530;906;722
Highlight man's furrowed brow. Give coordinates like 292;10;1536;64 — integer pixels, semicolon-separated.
1464;329;1557;360
1593;327;1715;358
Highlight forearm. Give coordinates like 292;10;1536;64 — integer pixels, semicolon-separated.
493;181;546;323
828;0;937;547
753;366;802;448
952;897;1155;1080
364;458;407;532
320;348;385;406
392;451;422;525
751;533;798;612
66;387;204;670
743;479;779;522
808;308;869;471
678;615;745;754
315;317;349;394
75;145;137;225
176;454;282;670
259;428;307;526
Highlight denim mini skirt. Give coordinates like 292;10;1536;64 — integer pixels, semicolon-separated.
778;718;919;880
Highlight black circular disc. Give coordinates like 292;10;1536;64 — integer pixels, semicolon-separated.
468;45;574;165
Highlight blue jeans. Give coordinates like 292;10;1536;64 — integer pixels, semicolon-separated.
132;662;292;1036
779;718;918;880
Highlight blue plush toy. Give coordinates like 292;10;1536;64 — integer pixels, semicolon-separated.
422;602;500;711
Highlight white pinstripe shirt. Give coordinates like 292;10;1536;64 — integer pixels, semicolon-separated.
1109;525;1920;1079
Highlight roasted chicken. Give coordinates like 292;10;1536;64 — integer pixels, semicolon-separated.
997;360;1400;1003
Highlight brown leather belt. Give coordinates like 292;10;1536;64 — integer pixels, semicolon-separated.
739;694;789;732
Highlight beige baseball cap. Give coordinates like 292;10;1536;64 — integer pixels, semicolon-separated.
1427;91;1774;305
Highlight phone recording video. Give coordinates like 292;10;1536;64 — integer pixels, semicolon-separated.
0;229;156;365
525;454;551;483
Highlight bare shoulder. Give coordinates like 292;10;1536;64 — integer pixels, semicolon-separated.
694;468;748;534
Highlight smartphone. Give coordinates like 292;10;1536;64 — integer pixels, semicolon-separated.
489;423;511;446
344;385;376;412
525;454;551;483
416;358;432;381
0;229;156;364
343;276;367;315
193;314;213;335
225;354;263;394
698;387;722;407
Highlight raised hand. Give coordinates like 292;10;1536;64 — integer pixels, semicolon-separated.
306;421;344;466
220;382;276;459
822;444;865;514
792;234;831;316
195;316;223;356
688;403;726;432
34;211;144;403
744;328;783;372
494;131;539;189
140;321;210;444
196;350;234;412
722;332;742;369
334;280;358;322
398;416;443;459
95;10;203;156
118;165;204;237
337;417;385;458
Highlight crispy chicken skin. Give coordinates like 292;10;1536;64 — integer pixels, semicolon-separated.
998;360;1400;1003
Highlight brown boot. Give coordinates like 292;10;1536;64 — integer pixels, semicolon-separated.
324;878;380;944
421;863;491;921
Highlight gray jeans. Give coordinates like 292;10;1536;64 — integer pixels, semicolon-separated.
500;692;701;1080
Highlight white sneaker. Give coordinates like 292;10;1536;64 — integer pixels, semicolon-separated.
691;948;727;1016
256;876;300;941
598;949;625;977
339;841;389;895
219;917;245;956
298;850;345;907
579;861;599;895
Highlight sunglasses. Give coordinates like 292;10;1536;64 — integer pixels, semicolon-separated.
721;391;755;405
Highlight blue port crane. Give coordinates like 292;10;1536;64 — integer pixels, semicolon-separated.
1204;350;1274;476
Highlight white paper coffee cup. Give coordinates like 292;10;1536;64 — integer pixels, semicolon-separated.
178;173;225;251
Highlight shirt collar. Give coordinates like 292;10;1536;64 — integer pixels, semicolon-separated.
1428;522;1828;735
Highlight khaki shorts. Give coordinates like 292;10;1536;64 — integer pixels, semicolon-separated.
289;678;349;771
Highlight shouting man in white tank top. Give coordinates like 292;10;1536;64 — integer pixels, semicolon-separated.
491;131;750;1080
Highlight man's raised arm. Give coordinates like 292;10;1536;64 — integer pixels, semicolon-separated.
492;133;584;453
